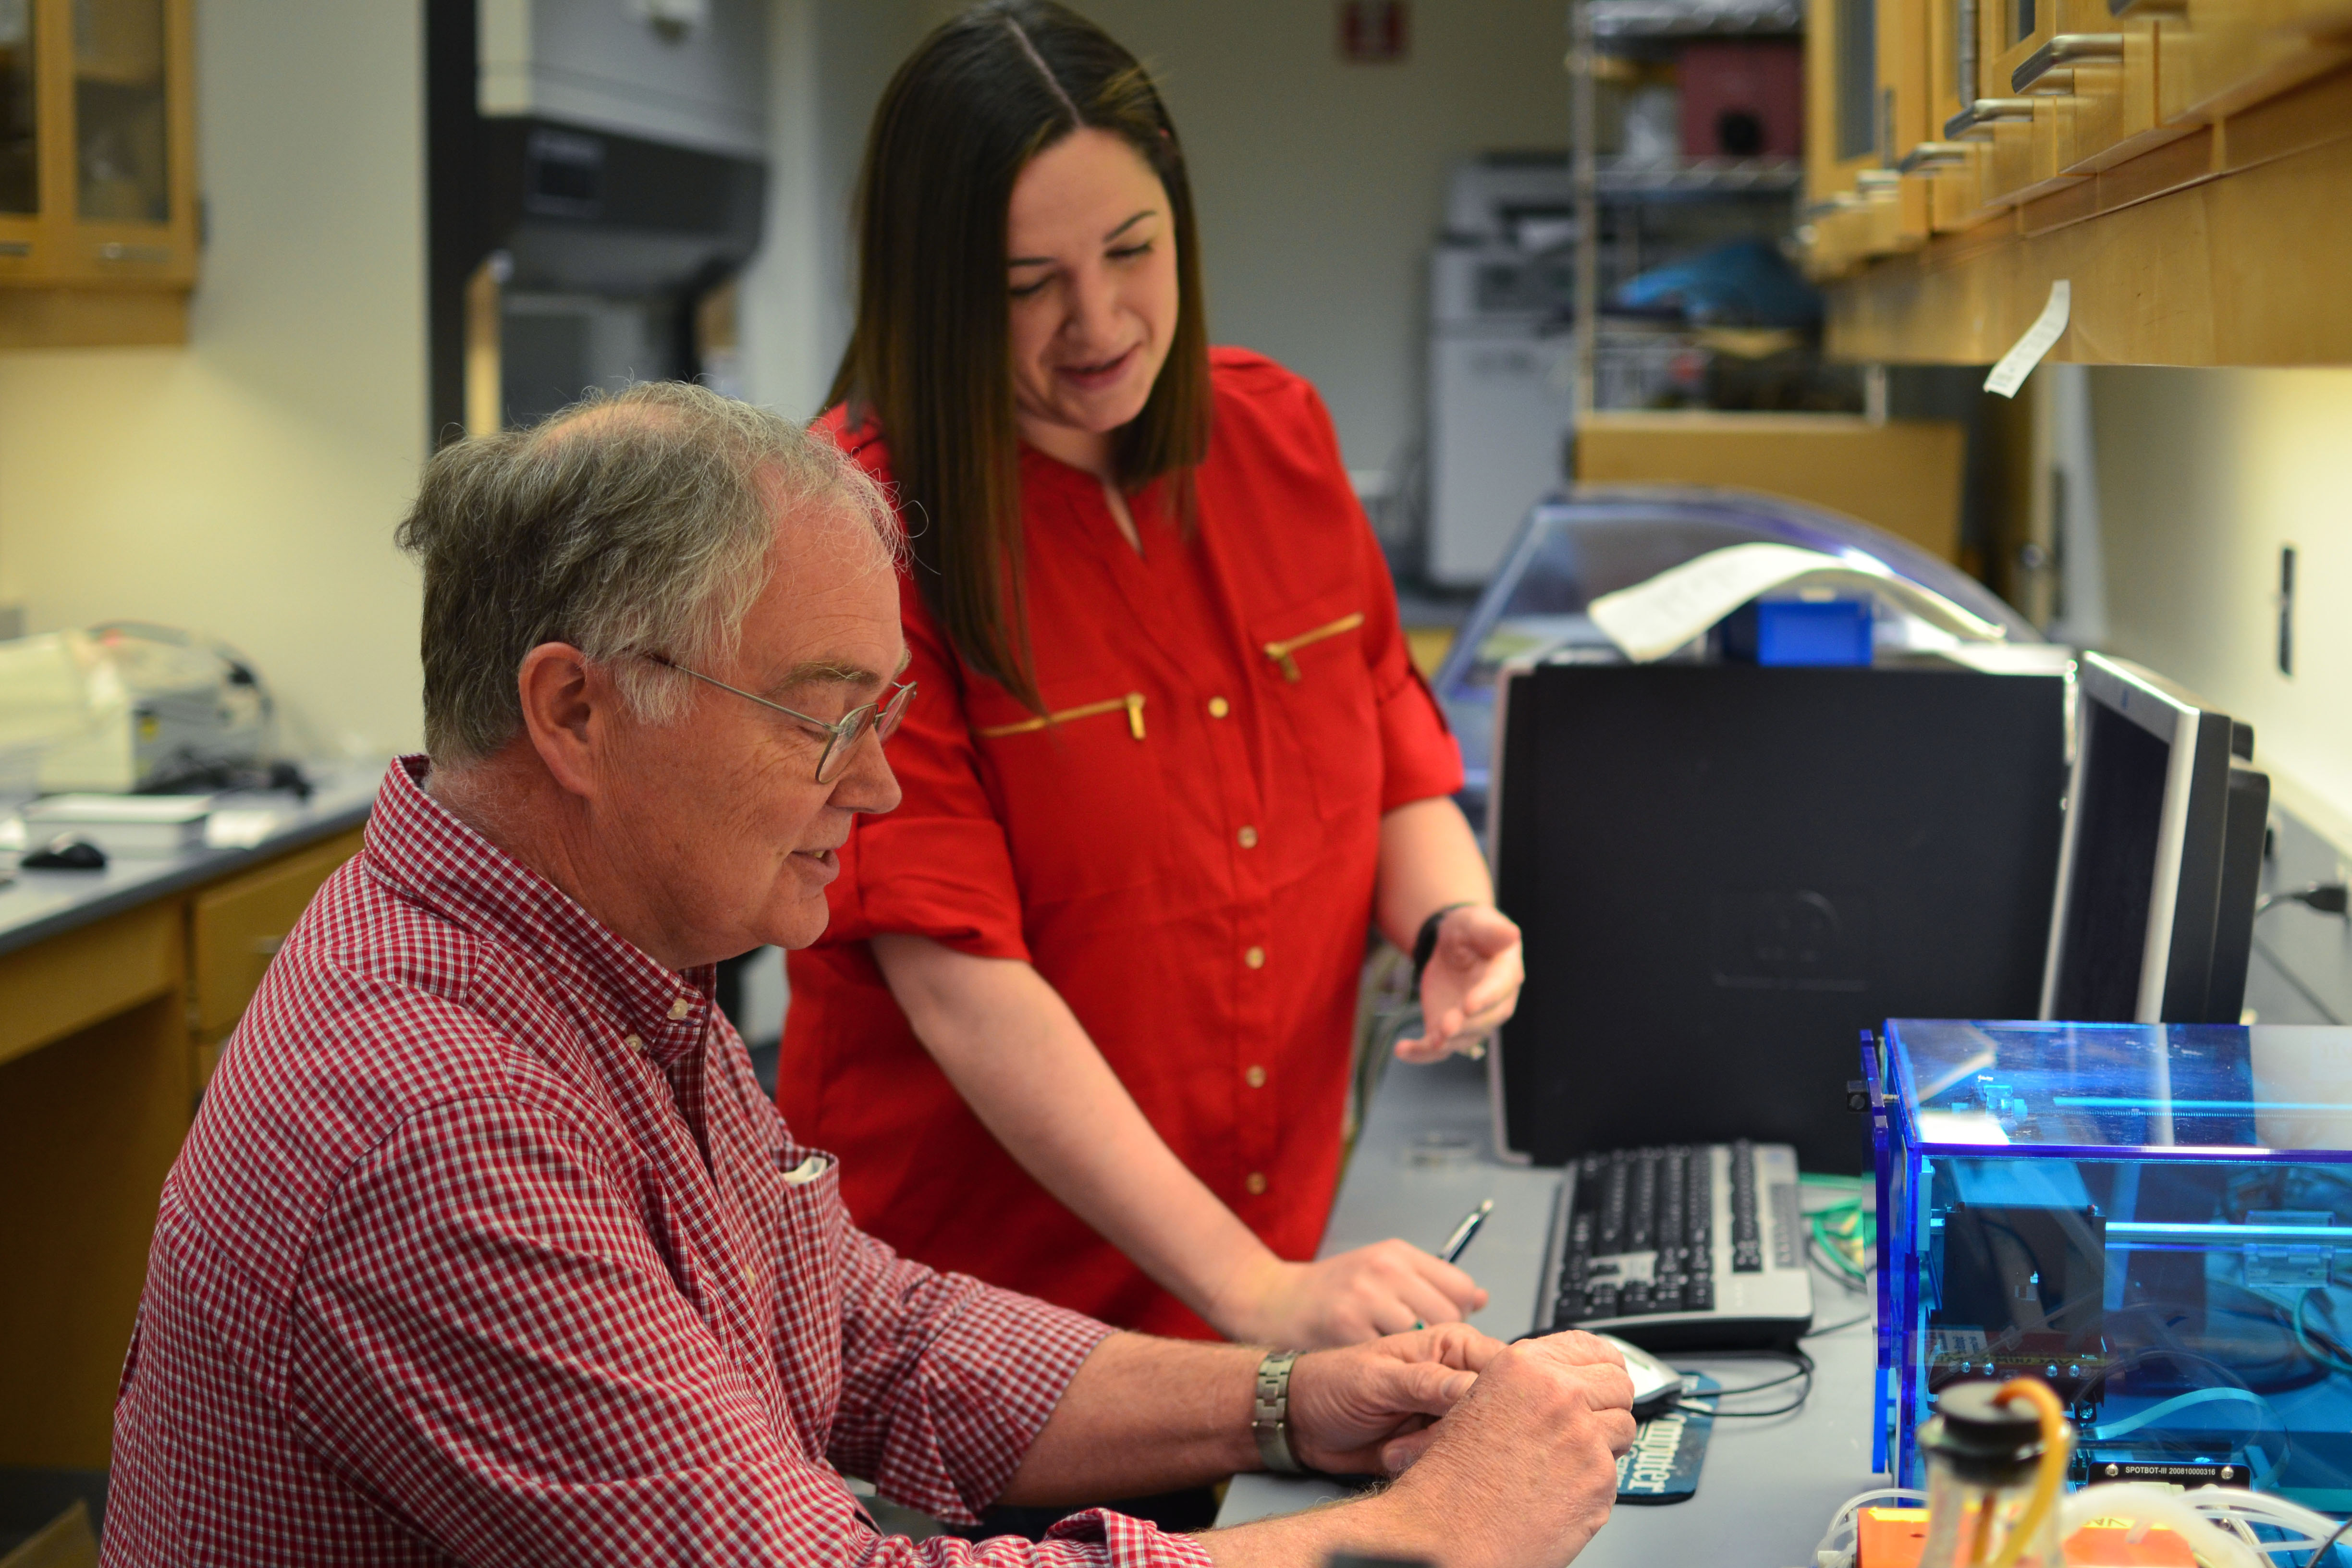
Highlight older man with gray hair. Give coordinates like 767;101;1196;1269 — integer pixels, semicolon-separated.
98;383;1634;1568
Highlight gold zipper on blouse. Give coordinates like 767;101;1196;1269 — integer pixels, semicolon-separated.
977;692;1147;741
1262;612;1365;682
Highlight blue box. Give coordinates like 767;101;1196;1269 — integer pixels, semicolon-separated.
1867;1018;2352;1506
1719;597;1874;666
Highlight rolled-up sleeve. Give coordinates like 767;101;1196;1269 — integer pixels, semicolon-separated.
828;1228;1113;1523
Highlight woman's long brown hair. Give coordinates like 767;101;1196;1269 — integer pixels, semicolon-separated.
829;0;1213;713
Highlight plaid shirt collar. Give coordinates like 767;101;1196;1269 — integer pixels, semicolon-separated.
366;755;717;1068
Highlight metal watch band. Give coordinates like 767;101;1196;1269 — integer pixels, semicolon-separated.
1251;1349;1304;1474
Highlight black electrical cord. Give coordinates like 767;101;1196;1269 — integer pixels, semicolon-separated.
2307;1515;2352;1568
1687;1348;1815;1418
2259;882;2351;919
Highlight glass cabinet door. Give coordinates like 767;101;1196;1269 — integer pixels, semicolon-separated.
0;0;34;218
71;0;166;225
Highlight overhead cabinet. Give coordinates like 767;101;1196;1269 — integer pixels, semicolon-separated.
0;0;196;349
1801;0;2352;363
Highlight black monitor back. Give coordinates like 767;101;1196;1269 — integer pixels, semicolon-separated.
1491;662;2068;1172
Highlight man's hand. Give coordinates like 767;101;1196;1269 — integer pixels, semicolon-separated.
1208;1241;1489;1346
1202;1331;1638;1568
1284;1324;1501;1475
1396;905;1524;1063
1366;1332;1637;1568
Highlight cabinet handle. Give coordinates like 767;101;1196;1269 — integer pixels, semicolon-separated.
2013;34;2125;93
97;242;174;264
0;240;28;257
1943;97;2039;138
1897;142;1976;172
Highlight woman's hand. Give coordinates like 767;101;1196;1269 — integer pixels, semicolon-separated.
1396;904;1524;1063
1206;1239;1489;1347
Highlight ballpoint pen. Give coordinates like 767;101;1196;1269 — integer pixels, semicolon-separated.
1440;1198;1494;1265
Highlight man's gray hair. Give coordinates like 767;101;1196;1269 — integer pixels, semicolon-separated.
395;380;900;764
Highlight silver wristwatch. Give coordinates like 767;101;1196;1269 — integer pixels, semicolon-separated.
1251;1349;1305;1474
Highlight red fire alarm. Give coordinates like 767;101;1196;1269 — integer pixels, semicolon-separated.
1339;1;1409;62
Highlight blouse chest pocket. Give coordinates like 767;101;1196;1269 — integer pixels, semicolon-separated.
1251;592;1382;824
969;687;1170;905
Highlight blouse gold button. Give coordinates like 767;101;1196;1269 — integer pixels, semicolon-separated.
1245;1172;1268;1195
1245;1064;1267;1088
1208;697;1230;718
1237;825;1259;848
1244;945;1265;969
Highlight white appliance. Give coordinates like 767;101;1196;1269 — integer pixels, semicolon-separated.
1426;158;1580;588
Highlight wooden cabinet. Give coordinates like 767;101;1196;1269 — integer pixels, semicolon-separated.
1800;0;2352;363
0;821;360;1471
0;0;196;349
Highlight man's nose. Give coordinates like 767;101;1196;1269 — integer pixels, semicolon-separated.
831;721;903;816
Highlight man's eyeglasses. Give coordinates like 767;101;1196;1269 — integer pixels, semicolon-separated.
642;653;916;784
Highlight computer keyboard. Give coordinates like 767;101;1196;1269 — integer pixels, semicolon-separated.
1533;1140;1814;1351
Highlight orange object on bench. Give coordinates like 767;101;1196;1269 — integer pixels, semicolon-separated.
1854;1507;2198;1567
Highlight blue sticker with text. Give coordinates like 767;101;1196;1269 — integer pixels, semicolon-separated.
1614;1373;1719;1505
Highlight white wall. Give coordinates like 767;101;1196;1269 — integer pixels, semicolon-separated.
0;1;430;760
739;0;1573;474
2091;367;2352;846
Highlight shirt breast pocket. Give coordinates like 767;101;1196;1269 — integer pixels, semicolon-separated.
970;688;1170;905
766;1145;846;1422
1251;591;1381;824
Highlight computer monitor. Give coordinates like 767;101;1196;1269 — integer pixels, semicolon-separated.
1488;660;2069;1173
2039;652;2266;1026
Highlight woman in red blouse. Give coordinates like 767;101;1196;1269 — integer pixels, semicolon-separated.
778;0;1526;1348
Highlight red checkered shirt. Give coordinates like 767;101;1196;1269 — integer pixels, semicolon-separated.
100;756;1218;1568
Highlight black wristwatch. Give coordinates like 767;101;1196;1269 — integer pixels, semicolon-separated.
1411;903;1477;992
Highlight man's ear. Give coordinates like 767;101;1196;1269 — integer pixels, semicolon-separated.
514;642;613;799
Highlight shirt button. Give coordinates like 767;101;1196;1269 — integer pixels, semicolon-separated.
1245;1064;1267;1088
668;995;693;1021
1245;1172;1268;1195
1208;697;1230;719
1244;945;1265;969
623;1034;646;1055
1237;825;1259;848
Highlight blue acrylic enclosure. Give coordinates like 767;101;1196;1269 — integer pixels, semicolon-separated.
1868;1018;2352;1506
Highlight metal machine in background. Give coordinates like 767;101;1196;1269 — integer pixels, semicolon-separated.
427;0;769;439
1424;156;1579;588
0;624;269;796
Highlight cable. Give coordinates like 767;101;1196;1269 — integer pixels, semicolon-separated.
1984;1379;2069;1568
1682;1348;1815;1418
2258;883;2350;918
2311;1517;2352;1568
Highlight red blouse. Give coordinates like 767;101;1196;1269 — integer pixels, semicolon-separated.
777;348;1463;1338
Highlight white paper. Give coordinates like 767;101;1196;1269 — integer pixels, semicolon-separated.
1984;279;2070;398
205;808;283;849
25;792;213;824
1584;542;2011;663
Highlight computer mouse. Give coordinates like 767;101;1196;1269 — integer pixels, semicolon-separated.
1592;1333;1683;1421
24;835;108;871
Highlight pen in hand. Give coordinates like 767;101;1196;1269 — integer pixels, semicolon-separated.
1439;1198;1494;1265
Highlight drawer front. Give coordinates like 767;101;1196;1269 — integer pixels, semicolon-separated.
191;828;364;1039
0;903;181;1069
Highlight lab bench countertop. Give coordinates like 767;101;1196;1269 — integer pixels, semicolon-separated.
0;763;380;959
1215;1051;1885;1567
